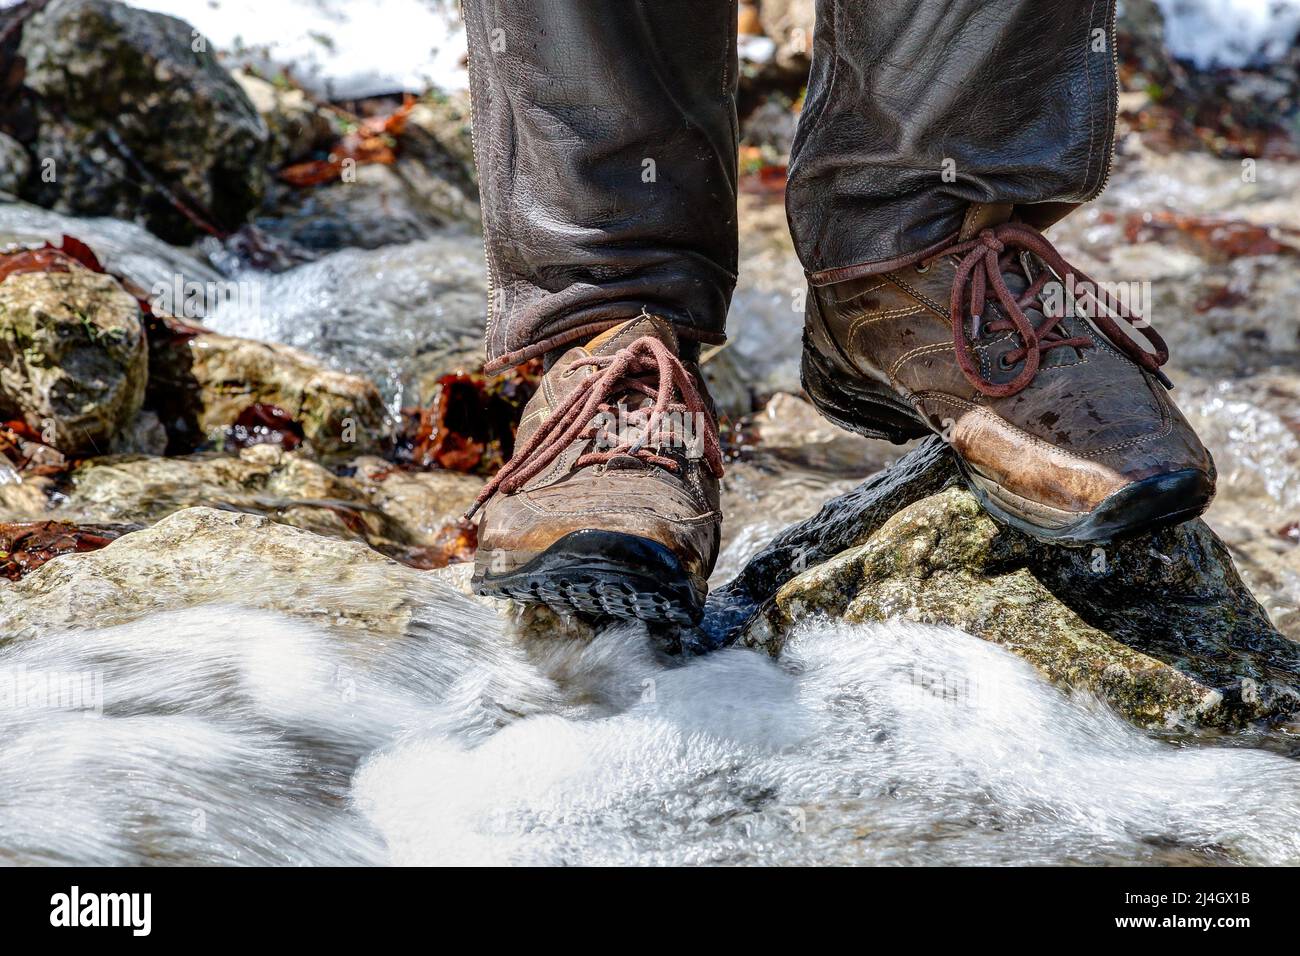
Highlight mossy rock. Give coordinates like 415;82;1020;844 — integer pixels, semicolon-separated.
743;484;1300;730
0;267;146;455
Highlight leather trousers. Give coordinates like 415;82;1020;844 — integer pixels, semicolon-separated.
462;0;1118;366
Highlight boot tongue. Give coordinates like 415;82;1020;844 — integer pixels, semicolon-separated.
958;202;1014;242
957;201;1039;310
581;314;690;474
584;313;681;357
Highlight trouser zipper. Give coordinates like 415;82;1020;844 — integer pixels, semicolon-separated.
460;0;500;359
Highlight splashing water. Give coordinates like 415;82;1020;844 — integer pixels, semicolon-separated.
203;235;486;411
5;598;1299;866
0;200;222;292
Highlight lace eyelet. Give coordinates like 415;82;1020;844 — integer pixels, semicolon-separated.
914;262;931;274
997;352;1017;372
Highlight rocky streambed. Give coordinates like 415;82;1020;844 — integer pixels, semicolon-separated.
0;0;1298;865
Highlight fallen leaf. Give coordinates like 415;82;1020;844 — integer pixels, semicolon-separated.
0;521;124;580
1122;211;1296;261
279;95;415;187
395;359;542;475
225;403;304;451
394;519;479;570
0;232;109;283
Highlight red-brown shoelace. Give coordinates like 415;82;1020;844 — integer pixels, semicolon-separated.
922;222;1171;398
465;335;723;519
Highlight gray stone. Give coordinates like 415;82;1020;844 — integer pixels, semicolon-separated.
755;0;814;77
146;326;392;457
18;0;269;242
232;70;334;168
260;163;455;252
0;133;31;195
0;506;450;641
699;344;753;421
37;445;479;559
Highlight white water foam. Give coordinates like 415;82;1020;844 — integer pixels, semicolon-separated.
358;618;1300;866
6;600;1298;865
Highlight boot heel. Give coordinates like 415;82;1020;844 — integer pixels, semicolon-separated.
800;339;929;445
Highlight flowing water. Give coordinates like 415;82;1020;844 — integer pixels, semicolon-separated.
204;232;487;412
5;601;1300;866
2;91;1300;865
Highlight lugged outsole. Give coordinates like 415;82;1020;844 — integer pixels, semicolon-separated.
472;529;705;626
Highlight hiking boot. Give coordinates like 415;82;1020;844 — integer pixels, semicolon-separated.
801;203;1215;544
468;314;723;625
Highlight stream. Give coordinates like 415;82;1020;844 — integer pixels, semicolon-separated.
5;601;1300;865
1;49;1299;864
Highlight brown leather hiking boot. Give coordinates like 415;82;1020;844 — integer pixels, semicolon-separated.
802;203;1216;544
467;315;724;624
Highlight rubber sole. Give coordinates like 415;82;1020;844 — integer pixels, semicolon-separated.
959;461;1214;546
800;343;1213;545
472;529;705;626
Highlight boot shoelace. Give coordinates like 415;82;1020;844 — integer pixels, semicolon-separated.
466;335;723;518
922;222;1171;398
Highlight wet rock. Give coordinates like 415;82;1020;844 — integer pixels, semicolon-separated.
407;95;478;193
705;436;956;642
709;392;910;583
255;93;479;254
394;97;480;223
18;0;269;242
722;439;1300;730
8;444;483;566
1117;0;1179;89
0;133;30;194
259;163;458;252
0;507;575;674
109;408;168;456
741;94;798;158
49;446;387;542
200;235;486;409
233;70;334;169
346;455;482;550
147;327;390;457
699;345;753;421
0;506;456;641
755;0;814;79
0;469;52;517
0;267;146;456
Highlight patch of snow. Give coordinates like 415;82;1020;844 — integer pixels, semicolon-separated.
1153;0;1300;68
131;0;468;98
